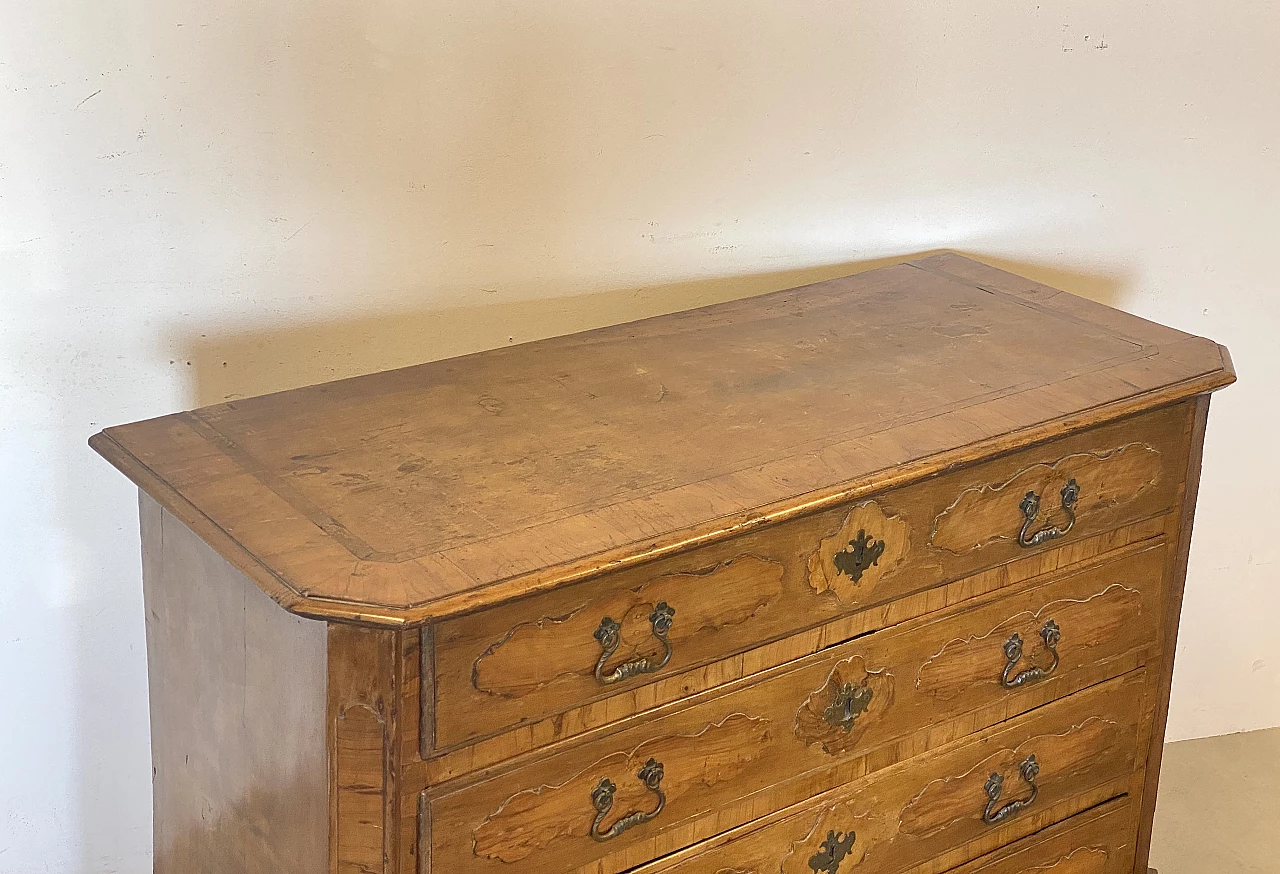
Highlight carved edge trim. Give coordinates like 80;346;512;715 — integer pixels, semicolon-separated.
328;625;398;874
420;625;435;759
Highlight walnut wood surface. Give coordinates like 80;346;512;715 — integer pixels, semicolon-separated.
426;554;1159;874
104;259;1234;874
327;624;402;874
942;799;1136;873
140;495;329;874
624;673;1146;874
430;404;1187;752
90;254;1234;624
422;516;1167;786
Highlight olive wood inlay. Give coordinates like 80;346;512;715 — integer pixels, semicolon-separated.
1025;846;1110;873
899;715;1121;839
808;501;916;603
614;674;1144;874
794;656;895;756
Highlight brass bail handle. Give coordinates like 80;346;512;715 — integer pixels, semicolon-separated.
1018;478;1081;548
983;754;1040;825
1001;620;1062;689
589;758;666;841
593;602;676;685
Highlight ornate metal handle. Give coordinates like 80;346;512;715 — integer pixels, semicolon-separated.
594;602;676;685
823;681;874;733
589;758;665;841
983;755;1040;825
1001;620;1061;689
1018;479;1080;548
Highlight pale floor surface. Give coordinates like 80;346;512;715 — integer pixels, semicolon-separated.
1148;726;1280;874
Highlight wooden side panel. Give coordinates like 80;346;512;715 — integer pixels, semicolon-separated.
328;624;402;874
141;494;328;874
1133;394;1211;872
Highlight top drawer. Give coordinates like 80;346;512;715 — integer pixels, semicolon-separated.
429;402;1191;753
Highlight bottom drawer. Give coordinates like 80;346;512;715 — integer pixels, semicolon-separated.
948;799;1137;873
633;671;1147;874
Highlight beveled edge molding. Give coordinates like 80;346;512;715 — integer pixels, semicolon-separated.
91;383;1228;627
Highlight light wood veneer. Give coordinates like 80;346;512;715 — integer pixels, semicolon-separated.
93;254;1233;874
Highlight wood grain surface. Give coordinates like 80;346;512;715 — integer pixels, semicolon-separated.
429;404;1188;752
422;516;1169;784
104;258;1234;874
141;496;329;874
90;254;1234;624
939;799;1136;874
621;672;1146;874
425;551;1160;874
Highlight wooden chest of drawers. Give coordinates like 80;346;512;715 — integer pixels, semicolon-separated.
91;254;1234;874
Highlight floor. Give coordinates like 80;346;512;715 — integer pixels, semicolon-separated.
1148;725;1280;873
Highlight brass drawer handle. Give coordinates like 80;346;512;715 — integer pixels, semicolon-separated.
593;602;676;685
590;758;666;841
1001;620;1061;689
1018;479;1080;548
823;681;874;732
983;755;1040;825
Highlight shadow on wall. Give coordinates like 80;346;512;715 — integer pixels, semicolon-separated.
182;252;1127;407
184;259;900;406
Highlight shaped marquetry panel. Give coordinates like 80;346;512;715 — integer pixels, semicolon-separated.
472;714;771;864
931;444;1164;556
794;656;895;756
471;556;786;699
807;501;915;603
915;583;1146;702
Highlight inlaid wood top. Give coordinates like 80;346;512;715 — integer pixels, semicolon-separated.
90;254;1233;625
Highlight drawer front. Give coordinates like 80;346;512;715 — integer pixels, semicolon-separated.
426;547;1163;874
627;680;1141;874
431;402;1190;753
944;799;1137;874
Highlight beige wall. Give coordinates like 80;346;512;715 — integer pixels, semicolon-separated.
2;2;1277;871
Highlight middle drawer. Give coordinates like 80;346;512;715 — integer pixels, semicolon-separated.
425;541;1165;874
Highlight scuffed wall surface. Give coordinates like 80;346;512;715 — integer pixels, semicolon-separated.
1;2;1276;871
